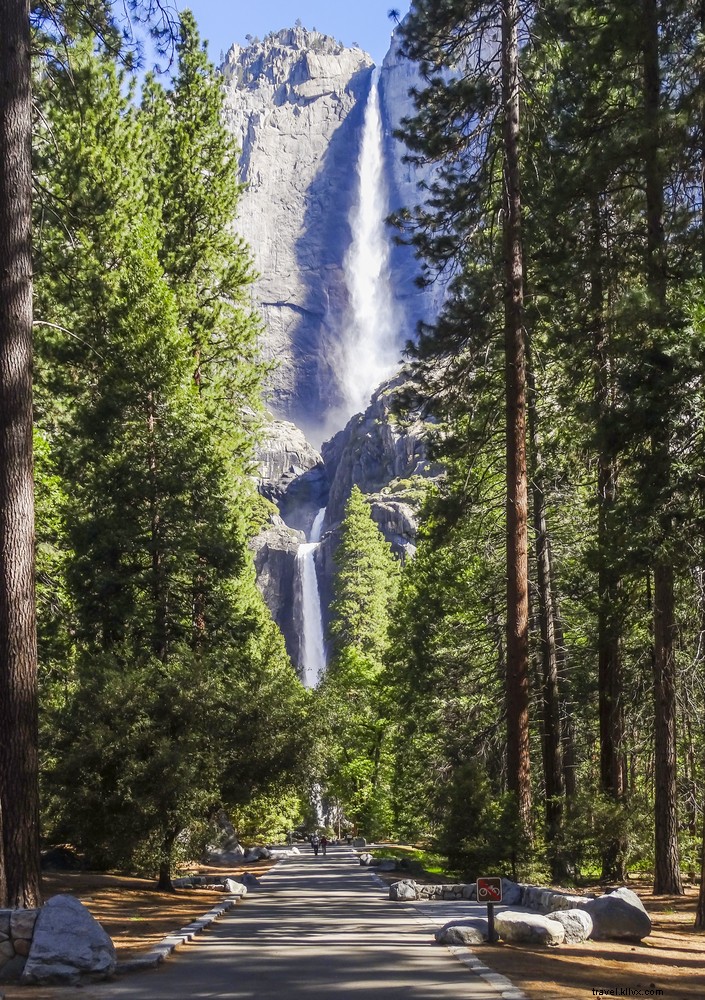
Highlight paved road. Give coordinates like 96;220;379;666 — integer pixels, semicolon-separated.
81;846;525;1000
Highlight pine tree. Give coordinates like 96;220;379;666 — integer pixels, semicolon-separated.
33;22;305;885
0;0;41;910
320;487;400;837
395;0;535;838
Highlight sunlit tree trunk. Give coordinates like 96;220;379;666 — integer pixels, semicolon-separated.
0;0;41;909
502;0;531;838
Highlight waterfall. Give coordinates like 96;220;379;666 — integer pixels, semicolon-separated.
296;508;327;688
340;67;400;417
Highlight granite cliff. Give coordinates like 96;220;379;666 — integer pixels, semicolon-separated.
227;24;444;678
222;25;437;442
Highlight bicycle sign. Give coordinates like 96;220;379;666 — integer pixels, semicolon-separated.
477;877;502;903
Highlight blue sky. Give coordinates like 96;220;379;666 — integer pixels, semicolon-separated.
176;1;410;66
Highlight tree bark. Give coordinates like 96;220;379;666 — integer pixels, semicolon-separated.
502;0;531;838
526;338;565;876
0;0;41;909
642;0;682;896
590;195;627;881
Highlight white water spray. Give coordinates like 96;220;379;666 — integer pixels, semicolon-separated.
296;508;327;688
340;68;400;416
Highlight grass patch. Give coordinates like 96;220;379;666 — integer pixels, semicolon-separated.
374;845;461;882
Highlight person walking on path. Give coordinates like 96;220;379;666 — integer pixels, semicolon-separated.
320;835;328;856
310;833;320;856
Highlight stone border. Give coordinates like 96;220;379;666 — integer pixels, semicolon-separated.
117;897;240;973
117;861;281;974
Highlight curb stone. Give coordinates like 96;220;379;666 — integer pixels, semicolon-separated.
116;861;282;975
115;899;238;973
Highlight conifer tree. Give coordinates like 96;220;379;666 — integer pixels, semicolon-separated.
33;21;305;885
0;0;41;909
395;0;534;837
320;487;400;837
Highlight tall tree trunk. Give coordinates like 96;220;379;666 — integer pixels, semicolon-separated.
590;195;627;881
642;0;682;896
156;828;178;892
0;0;41;909
526;338;565;877
502;0;531;838
695;0;705;930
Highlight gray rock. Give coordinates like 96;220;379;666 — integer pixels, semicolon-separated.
222;28;374;429
374;859;399;872
243;846;272;862
224;879;248;897
582;887;651;941
203;848;248;867
10;909;38;942
500;878;523;906
542;892;587;912
352;837;366;848
22;895;117;985
495;911;566;947
546;908;593;943
358;853;374;866
389;880;418;901
240;873;261;888
0;954;26;980
435;919;489;946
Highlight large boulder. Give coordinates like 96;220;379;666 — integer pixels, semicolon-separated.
224;879;248;897
435;919;488;946
495;911;566;947
21;895;116;985
389;880;418;901
582;887;651;941
546;908;593;943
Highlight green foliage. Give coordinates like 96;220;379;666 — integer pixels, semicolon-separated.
229;789;305;844
317;488;400;839
32;15;306;882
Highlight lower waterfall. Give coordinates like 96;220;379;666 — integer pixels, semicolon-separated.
296;508;327;688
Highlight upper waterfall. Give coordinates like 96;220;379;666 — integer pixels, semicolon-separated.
222;27;438;443
339;68;400;419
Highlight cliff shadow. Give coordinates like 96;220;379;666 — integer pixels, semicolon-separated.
291;64;374;442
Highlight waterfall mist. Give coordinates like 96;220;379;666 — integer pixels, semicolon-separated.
338;68;400;420
296;508;327;689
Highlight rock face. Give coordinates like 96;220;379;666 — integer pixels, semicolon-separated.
223;28;373;435
250;519;305;662
222;26;438;439
22;895;116;985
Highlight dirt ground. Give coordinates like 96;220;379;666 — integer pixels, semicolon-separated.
2;861;704;1000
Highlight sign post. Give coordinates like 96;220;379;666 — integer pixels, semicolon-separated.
477;877;502;943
